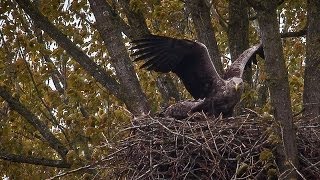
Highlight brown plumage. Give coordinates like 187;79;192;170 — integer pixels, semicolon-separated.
130;35;264;118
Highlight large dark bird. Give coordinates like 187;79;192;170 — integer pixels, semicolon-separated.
130;35;264;118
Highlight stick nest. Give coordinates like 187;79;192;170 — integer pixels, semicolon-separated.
105;113;320;179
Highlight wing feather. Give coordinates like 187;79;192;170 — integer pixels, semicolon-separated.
130;35;223;99
131;46;158;57
140;52;167;69
134;48;167;62
146;53;171;71
223;43;264;79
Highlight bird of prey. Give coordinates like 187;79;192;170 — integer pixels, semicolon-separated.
130;35;264;118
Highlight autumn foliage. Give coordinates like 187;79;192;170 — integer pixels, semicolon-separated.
0;0;319;179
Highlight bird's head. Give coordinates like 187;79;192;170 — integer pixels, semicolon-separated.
228;77;244;92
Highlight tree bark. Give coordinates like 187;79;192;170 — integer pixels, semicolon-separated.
88;0;150;116
118;0;181;105
228;0;249;64
280;29;307;38
228;0;253;113
118;0;150;38
303;0;320;118
228;0;252;83
185;0;224;75
251;1;298;178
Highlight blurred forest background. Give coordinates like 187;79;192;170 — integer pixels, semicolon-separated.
0;0;319;179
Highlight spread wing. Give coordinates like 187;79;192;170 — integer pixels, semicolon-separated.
130;35;223;99
223;43;264;79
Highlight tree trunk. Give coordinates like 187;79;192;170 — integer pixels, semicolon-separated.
185;0;224;75
88;0;150;116
228;0;252;84
228;0;249;64
228;0;252;114
252;1;298;178
303;0;320;118
118;0;181;106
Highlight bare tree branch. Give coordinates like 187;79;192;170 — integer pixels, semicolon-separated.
0;151;70;168
212;3;228;31
20;53;71;145
281;29;307;38
35;31;65;94
0;85;68;158
48;146;130;179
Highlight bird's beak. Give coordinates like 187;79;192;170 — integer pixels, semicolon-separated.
235;83;240;91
